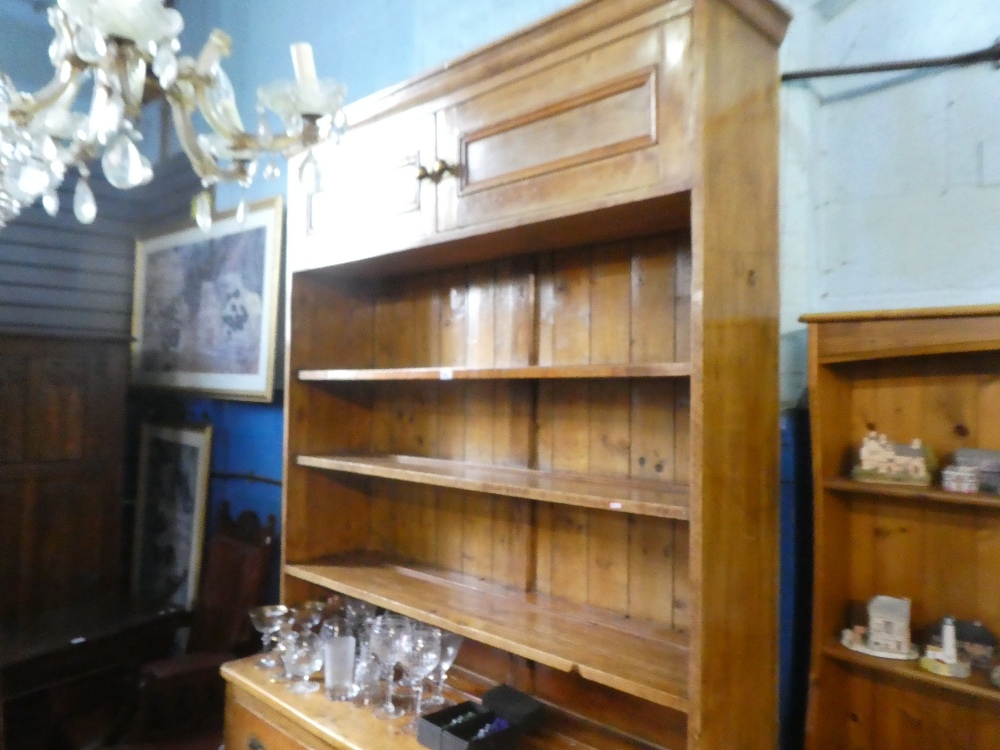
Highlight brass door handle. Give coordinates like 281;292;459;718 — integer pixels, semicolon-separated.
416;160;458;183
428;159;457;182
247;737;265;750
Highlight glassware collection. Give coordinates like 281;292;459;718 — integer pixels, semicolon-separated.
247;598;463;731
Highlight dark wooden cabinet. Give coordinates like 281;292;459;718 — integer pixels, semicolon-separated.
0;334;129;623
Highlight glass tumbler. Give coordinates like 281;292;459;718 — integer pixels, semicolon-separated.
320;616;357;700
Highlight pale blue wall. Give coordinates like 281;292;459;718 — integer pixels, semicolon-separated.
780;0;1000;404
0;8;56;93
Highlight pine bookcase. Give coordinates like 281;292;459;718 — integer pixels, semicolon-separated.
803;306;1000;749
220;1;790;748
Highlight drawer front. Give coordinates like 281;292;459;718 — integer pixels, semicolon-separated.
436;7;694;234
225;689;342;750
287;109;437;272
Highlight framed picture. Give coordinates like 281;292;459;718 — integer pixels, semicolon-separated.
131;196;283;402
132;423;213;609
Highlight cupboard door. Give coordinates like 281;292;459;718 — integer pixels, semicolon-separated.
287;110;437;272
435;11;694;235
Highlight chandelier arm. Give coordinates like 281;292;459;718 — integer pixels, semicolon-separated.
166;92;245;184
192;83;251;145
0;0;345;233
12;62;84;125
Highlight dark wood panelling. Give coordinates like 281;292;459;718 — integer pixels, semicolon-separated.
0;335;129;623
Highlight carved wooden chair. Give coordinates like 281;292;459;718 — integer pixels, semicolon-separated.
112;501;276;746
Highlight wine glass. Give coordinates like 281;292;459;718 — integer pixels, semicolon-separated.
400;624;441;732
422;630;463;708
283;630;324;694
248;604;289;669
269;617;298;683
370;614;411;719
290;600;326;632
344;597;378;636
351;619;381;707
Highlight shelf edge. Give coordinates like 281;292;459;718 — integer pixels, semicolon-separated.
295;454;691;520
284;562;691;713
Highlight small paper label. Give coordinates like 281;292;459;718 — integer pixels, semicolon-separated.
440;368;454;380
70;636;86;645
609;502;623;510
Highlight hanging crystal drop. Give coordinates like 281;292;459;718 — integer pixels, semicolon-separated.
123;51;147;111
48;16;72;65
74;25;107;64
298;149;321;195
285;113;303;138
257;113;273;149
153;45;178;89
101;133;146;189
42;188;59;217
194;191;213;232
236;196;247;224
204;65;244;133
138;152;154;185
263;158;280;181
73;178;97;224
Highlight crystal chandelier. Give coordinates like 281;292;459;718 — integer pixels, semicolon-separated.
0;0;345;231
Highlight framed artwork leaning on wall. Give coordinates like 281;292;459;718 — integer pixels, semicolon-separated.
132;422;213;610
131;196;283;402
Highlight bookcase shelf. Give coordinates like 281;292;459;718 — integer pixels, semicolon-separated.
285;553;690;711
823;639;1000;706
824;477;1000;512
296;454;692;520
299;363;692;382
804;306;1000;750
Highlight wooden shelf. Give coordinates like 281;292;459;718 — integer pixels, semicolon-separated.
823;640;1000;704
285;553;690;711
298;362;692;382
296;454;691;520
222;656;672;750
824;477;1000;511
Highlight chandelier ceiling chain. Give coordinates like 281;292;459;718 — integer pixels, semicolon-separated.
0;0;345;232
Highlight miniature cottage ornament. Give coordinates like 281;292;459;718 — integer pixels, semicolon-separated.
953;448;1000;493
841;595;919;660
852;431;936;486
942;464;979;494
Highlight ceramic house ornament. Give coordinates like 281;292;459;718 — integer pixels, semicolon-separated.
852;431;937;486
953;447;1000;493
841;595;919;660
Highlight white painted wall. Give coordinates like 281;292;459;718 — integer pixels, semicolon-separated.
779;0;1000;404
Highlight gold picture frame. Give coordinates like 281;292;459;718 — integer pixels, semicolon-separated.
131;196;283;402
132;423;213;609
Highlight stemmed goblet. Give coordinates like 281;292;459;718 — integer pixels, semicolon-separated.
248;604;289;669
401;624;441;732
370;614;411;719
290;600;326;632
283;630;324;694
422;630;463;708
351;619;381;707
